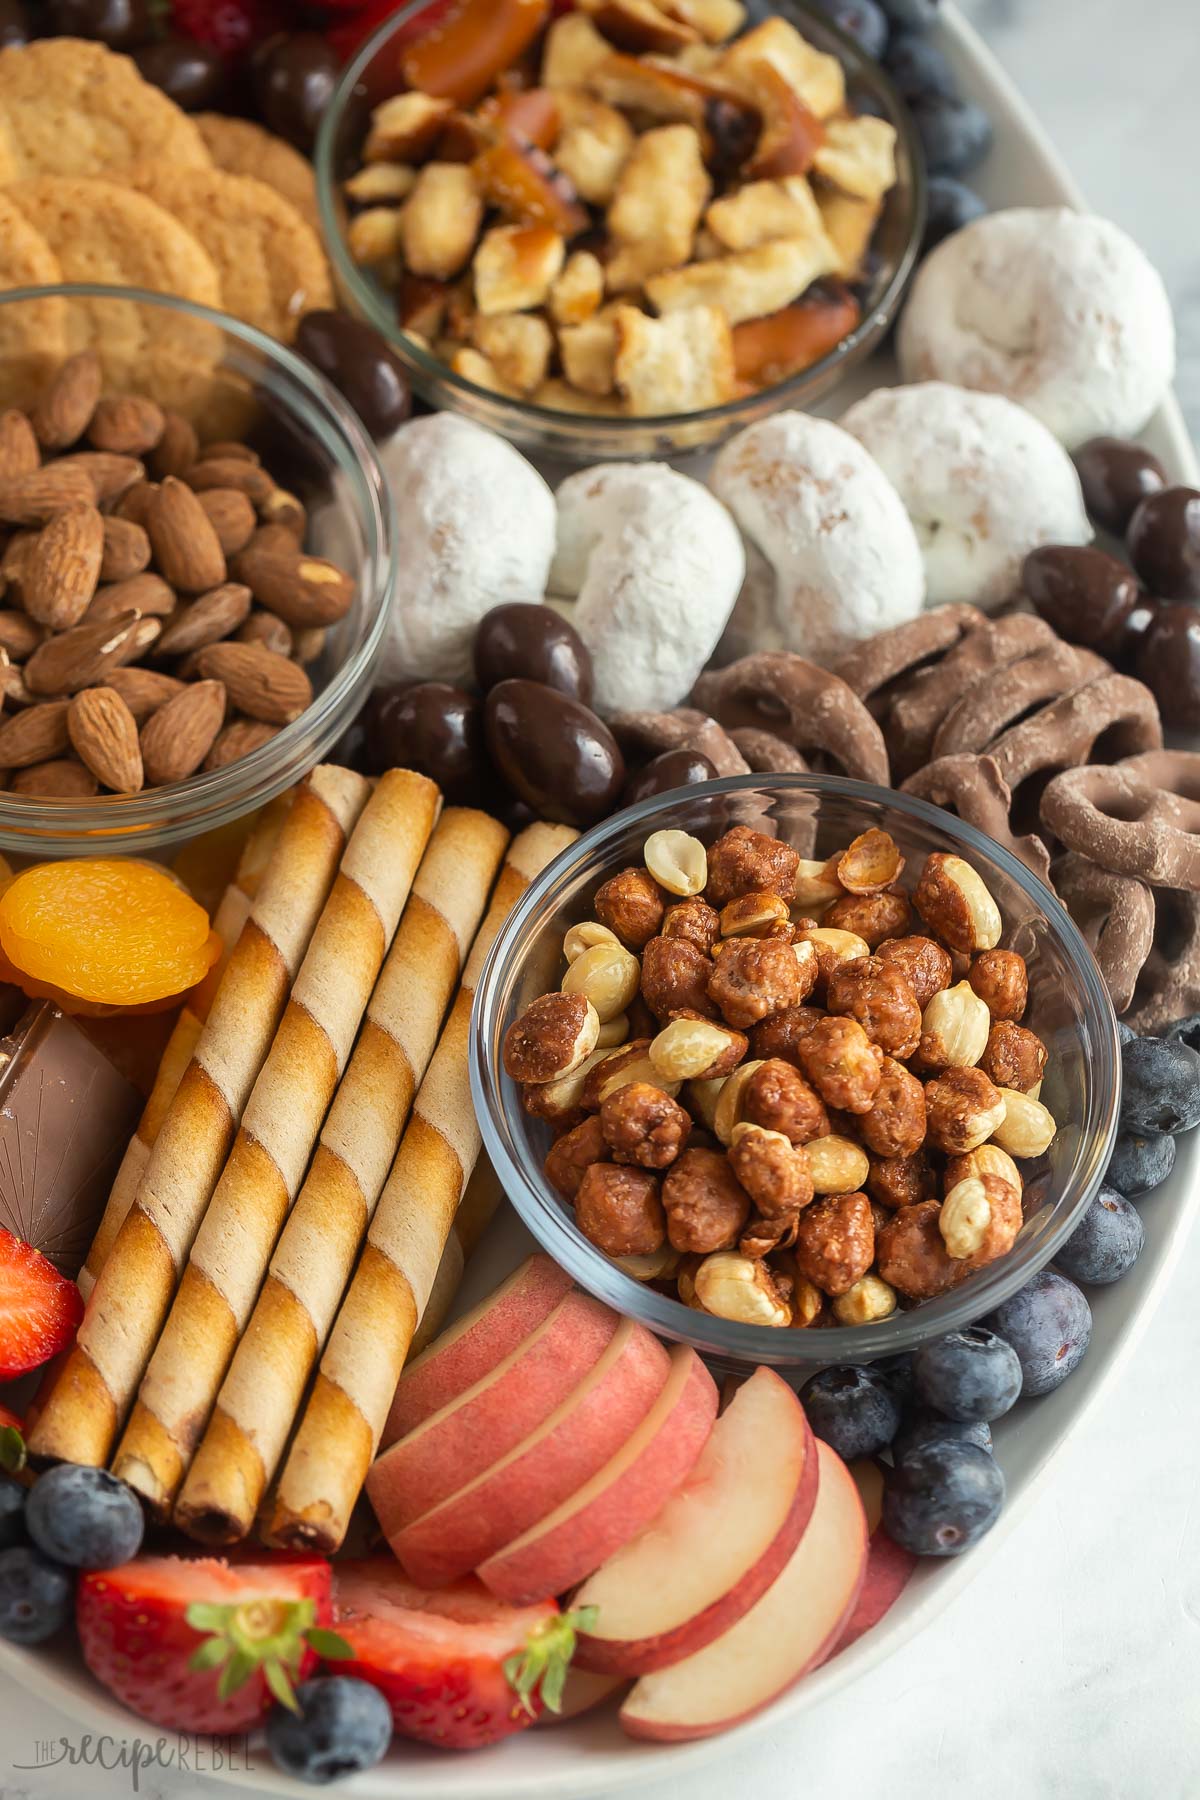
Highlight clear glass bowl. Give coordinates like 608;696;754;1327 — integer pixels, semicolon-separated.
0;285;395;857
316;0;925;461
471;775;1122;1369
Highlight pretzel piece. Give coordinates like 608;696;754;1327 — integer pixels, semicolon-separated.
1040;751;1200;889
691;651;888;784
1053;852;1155;1014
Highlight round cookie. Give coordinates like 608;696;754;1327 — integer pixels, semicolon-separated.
0;192;68;405
842;382;1092;612
0;38;211;179
896;207;1175;450
194;114;321;232
3;177;223;414
127;166;333;344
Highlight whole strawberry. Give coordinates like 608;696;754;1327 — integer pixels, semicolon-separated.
170;0;287;60
0;1230;83;1380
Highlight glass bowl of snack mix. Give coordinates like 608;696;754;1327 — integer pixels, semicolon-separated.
471;775;1122;1368
0;285;394;857
317;0;924;460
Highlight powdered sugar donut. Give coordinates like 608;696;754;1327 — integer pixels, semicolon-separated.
897;208;1175;449
842;382;1091;612
711;411;924;665
376;413;556;686
549;463;744;715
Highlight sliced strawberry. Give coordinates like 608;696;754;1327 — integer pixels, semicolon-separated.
0;1230;83;1380
77;1554;336;1734
333;1560;594;1751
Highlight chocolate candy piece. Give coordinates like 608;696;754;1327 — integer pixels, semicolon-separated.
0;1003;142;1277
1022;545;1142;651
1135;601;1200;730
1054;853;1154;1015
624;750;717;804
0;0;30;48
474;603;593;706
1127;486;1200;601
133;36;228;112
1073;437;1167;535
361;682;484;803
253;31;340;153
485;678;624;827
294;311;412;442
47;0;150;47
1105;594;1159;669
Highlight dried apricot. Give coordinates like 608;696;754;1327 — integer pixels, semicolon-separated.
0;859;219;1007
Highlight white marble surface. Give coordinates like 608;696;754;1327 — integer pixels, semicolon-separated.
4;7;1200;1799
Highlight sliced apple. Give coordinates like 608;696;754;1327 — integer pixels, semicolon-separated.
619;1440;867;1741
386;1318;670;1588
834;1459;917;1653
478;1346;718;1606
383;1254;573;1443
369;1289;620;1526
572;1367;816;1675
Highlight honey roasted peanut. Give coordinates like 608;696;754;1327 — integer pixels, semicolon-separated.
741;1057;830;1144
826;954;922;1057
641;935;717;1021
708;935;813;1028
663;1148;751;1254
968;947;1029;1020
594;866;666;947
728;1122;813;1218
600;1081;692;1169
876;934;954;1007
576;1163;666;1256
824;888;913;946
503;991;599;1082
979;1020;1048;1093
793;1190;874;1296
704;824;800;908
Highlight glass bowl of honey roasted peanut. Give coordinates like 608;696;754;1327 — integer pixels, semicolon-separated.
471;775;1122;1369
317;0;924;460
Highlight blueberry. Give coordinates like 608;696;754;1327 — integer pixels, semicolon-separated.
1165;1012;1200;1053
25;1466;143;1571
874;1351;916;1406
267;1677;393;1785
912;1328;1022;1423
799;1366;901;1460
984;1269;1092;1397
879;0;939;29
0;1546;73;1644
1116;1019;1138;1045
886;30;956;100
883;1441;1004;1556
1055;1186;1144;1285
818;0;889;59
0;1478;25;1550
893;1410;993;1460
922;175;987;250
911;93;993;175
1106;1129;1175;1198
1121;1035;1200;1135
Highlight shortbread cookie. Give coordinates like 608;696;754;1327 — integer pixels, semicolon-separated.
0;37;211;179
128;166;333;342
0;192;68;403
194;113;321;231
3;177;223;412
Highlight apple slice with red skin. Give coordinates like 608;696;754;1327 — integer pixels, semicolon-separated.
382;1254;572;1445
572;1367;817;1676
534;1665;627;1725
368;1289;621;1531
478;1346;718;1607
834;1458;918;1653
619;1440;867;1742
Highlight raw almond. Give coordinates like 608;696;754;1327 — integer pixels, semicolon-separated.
0;663;32;709
197;488;257;556
236;611;293;657
147;476;227;593
0;463;95;525
202;441;260;464
56;452;143;505
103;666;185;722
23;502;105;629
149;411;198;480
31;351;101;450
68;686;144;793
293;626;326;665
196;640;312;724
24;610;153;696
10;756;99;797
88;395;166;457
259;487;307;539
244;522;300;558
203;716;279;770
99;515;151;583
140;679;226;784
0;409;39;483
0;610;43;661
86;572;176;623
113;480;159;526
185;458;276;505
155;582;251;657
233;546;356;627
0;699;71;768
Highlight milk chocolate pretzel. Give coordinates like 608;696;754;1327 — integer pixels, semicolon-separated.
691;652;889;786
1125;886;1200;1034
1053;852;1156;1014
989;672;1163;792
832;604;983;707
887;615;1057;778
901;752;1052;886
1041;750;1200;889
930;642;1109;760
608;706;750;777
728;728;809;774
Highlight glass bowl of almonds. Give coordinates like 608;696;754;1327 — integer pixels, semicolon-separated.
471;775;1122;1368
0;285;394;856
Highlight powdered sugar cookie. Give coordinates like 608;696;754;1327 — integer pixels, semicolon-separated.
0;37;211;179
842;382;1092;613
896;208;1175;449
0;192;68;404
194;114;320;232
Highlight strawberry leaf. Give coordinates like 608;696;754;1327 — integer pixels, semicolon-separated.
218;1649;258;1701
188;1637;232;1674
185;1602;232;1634
0;1425;25;1474
503;1605;599;1717
185;1594;321;1706
305;1627;355;1661
264;1658;299;1714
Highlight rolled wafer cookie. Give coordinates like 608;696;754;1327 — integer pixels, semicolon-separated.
262;821;578;1553
27;765;369;1472
406;1159;505;1363
111;769;441;1515
77;795;292;1301
173;807;508;1544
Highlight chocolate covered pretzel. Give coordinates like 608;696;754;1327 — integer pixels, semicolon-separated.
608;706;750;777
691;652;889;785
930;642;1109;759
833;605;984;707
887;615;1058;778
1041;750;1200;889
901;752;1052;886
1126;886;1200;1034
989;671;1163;792
1054;852;1156;1014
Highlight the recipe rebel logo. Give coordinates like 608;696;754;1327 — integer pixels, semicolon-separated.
10;1730;252;1793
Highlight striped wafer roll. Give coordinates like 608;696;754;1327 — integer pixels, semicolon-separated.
262;822;576;1553
77;797;293;1301
27;767;370;1472
111;770;441;1515
406;1158;505;1362
173;808;509;1544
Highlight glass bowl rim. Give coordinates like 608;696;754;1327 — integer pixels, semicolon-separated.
315;0;928;437
0;282;396;841
470;771;1122;1366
